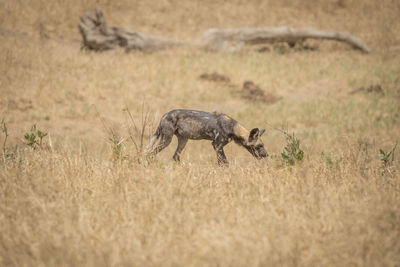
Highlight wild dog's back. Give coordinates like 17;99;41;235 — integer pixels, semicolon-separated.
167;109;222;140
163;109;242;141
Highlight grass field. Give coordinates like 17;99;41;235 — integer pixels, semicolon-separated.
1;0;400;266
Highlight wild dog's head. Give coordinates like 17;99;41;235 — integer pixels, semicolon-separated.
246;128;268;159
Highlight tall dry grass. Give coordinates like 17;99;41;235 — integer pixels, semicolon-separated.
1;145;399;266
1;0;400;266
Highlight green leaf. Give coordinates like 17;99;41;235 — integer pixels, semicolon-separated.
37;130;47;139
24;133;37;146
281;148;290;161
379;149;387;160
1;119;7;134
296;150;304;161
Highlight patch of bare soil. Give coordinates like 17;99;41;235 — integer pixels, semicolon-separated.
282;79;349;102
7;98;34;111
199;72;230;82
241;81;281;104
198;73;280;104
349;84;385;95
0;27;29;39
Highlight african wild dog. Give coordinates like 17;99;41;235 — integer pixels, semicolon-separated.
145;109;268;165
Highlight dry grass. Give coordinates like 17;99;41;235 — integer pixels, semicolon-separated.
1;0;400;266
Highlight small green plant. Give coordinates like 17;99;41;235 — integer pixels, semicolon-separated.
266;122;304;167
24;124;48;149
123;104;151;155
379;143;397;176
123;103;154;165
1;119;9;160
1;119;20;162
109;133;126;160
281;132;304;166
97;103;154;164
96;107;128;162
320;152;341;174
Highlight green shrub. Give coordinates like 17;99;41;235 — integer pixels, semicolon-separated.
24;124;48;149
281;132;304;166
379;143;397;176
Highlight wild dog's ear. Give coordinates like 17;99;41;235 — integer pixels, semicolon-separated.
258;129;266;137
248;128;260;143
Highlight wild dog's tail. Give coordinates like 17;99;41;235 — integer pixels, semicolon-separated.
145;125;162;152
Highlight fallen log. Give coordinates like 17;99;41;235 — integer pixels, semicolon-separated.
78;8;187;51
194;27;371;53
79;9;371;53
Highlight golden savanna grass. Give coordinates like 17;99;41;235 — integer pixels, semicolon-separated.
1;0;400;266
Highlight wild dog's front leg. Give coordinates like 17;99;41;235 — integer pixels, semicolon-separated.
216;148;228;166
212;139;229;166
173;135;188;162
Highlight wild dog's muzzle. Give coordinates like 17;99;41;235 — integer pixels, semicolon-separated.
250;146;268;159
257;150;268;158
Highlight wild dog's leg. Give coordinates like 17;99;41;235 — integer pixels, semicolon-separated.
212;139;229;166
151;134;173;155
145;127;161;152
173;135;188;162
149;121;174;157
216;148;228;166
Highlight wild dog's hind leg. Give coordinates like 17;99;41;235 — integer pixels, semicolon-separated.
173;135;188;162
212;139;229;166
151;124;174;156
151;134;173;156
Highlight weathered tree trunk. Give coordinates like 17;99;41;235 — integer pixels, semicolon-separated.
193;27;371;53
78;8;187;51
79;9;371;53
